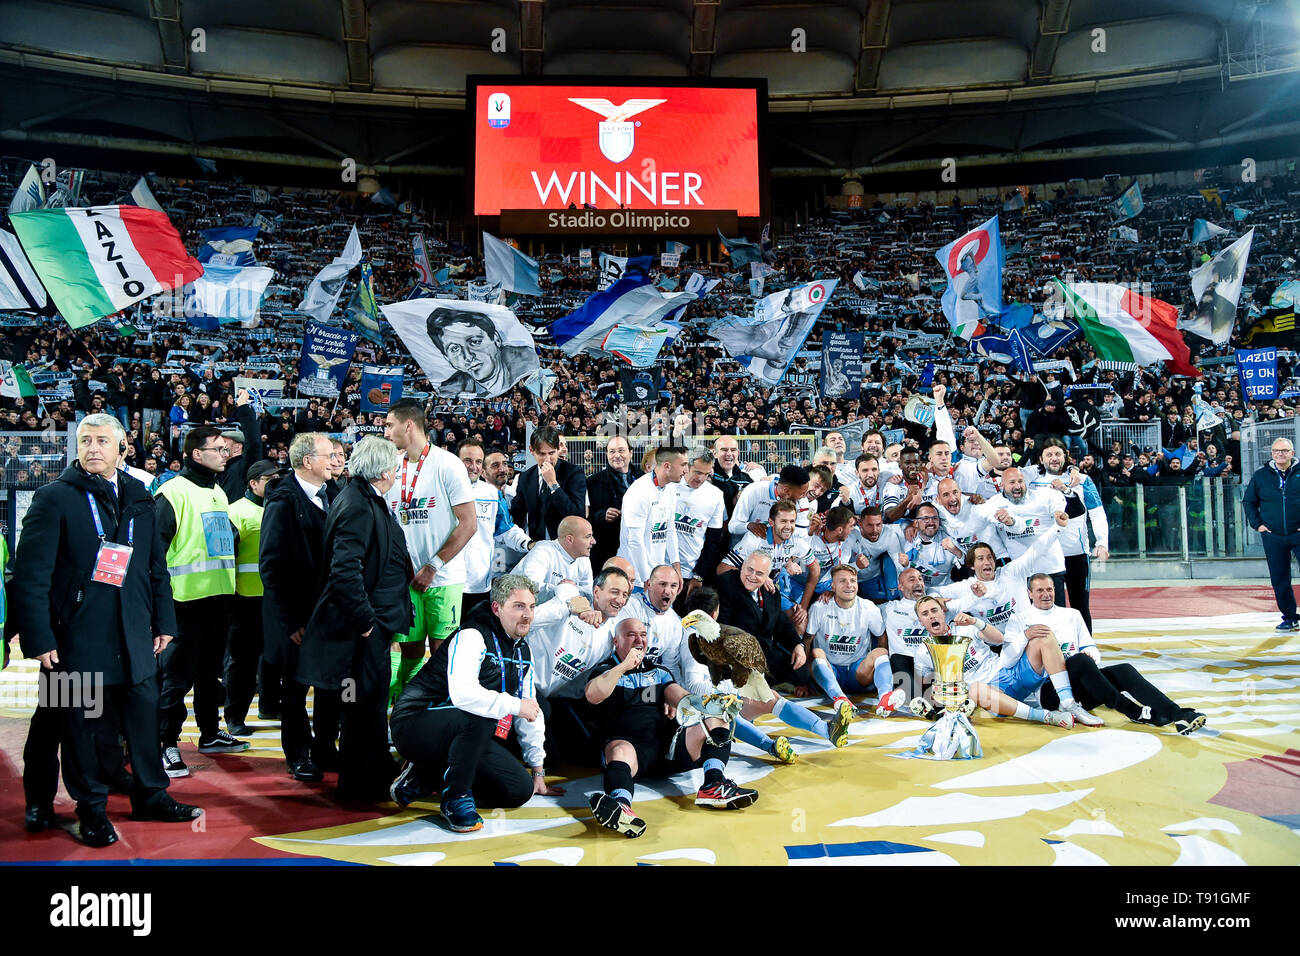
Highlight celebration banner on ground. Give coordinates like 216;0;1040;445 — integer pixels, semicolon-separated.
360;365;404;414
381;298;540;399
297;322;359;397
820;332;863;399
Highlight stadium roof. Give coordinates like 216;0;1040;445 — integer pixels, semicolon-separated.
3;0;1299;183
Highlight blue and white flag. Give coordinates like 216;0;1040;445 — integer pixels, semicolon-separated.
1232;206;1250;222
760;222;774;263
251;212;279;234
684;272;722;296
996;302;1036;331
412;233;433;284
467;280;502;303
665;241;690;256
197;226;259;266
483;231;542;296
601;324;674;367
1114;225;1139;243
7;164;45;215
821;332;863;399
298;225;362;321
1021;315;1082;357
298;321;359;397
598;253;652;291
1002;192;1026;212
128;176;164;213
1236;347;1278;402
718;229;763;268
1190;219;1229;244
184;263;273;329
935;214;1003;339
969;327;1035;373
381;298;540;399
1272;279;1300;308
710;280;836;387
749;277;764;297
552;274;696;357
359;365;404;414
1110;181;1143;221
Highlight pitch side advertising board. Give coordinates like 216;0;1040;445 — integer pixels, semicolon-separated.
469;78;764;220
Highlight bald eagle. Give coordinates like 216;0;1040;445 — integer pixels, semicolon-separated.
681;611;775;703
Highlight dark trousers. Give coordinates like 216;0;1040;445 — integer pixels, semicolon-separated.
390;707;532;808
1039;656;1184;725
224;594;263;724
159;595;232;745
538;694;599;765
1063;553;1092;632
258;657;283;716
1261;530;1300;621
60;679;170;814
280;680;342;764
23;694;128;808
890;652;931;702
333;634;394;795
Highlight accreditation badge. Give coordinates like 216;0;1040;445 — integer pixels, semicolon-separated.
92;542;134;588
399;508;410;526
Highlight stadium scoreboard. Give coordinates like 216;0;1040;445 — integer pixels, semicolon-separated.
468;77;764;231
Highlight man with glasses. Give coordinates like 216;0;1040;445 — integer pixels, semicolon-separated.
155;425;244;778
1244;438;1300;630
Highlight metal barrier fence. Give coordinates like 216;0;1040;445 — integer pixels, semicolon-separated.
562;434;818;476
1101;477;1257;561
1093;421;1162;457
1240;418;1300;480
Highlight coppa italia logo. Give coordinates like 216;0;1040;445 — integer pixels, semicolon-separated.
567;97;666;163
487;93;510;128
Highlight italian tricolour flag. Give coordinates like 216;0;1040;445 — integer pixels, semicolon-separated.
1054;280;1199;377
9;205;202;330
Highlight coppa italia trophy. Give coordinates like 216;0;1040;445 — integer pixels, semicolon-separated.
908;633;983;760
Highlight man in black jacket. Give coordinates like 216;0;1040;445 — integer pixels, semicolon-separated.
715;550;809;691
299;435;413;801
711;435;754;517
587;435;642;571
510;424;587;541
259;432;340;781
12;413;202;847
1244;437;1300;631
218;388;264;503
389;574;560;832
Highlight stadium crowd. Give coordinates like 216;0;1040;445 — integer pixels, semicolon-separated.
1;156;1296;844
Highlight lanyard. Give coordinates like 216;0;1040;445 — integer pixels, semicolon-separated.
86;492;133;546
490;633;523;697
400;444;430;509
822;535;844;567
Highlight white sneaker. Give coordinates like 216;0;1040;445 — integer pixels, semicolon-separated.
1062;701;1104;726
1044;709;1075;729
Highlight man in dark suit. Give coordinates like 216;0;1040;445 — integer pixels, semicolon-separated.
586;435;642;571
299;435;414;801
510;424;587;542
715;551;809;691
260;432;340;782
11;414;202;847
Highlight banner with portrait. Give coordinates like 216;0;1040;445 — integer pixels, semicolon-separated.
820;332;864;399
380;298;541;399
